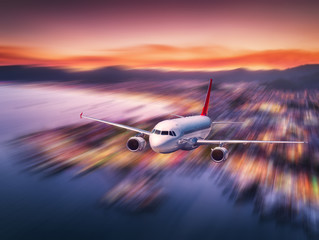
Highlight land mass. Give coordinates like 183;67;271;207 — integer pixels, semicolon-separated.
1;64;319;89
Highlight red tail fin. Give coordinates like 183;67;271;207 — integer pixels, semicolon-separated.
200;78;212;116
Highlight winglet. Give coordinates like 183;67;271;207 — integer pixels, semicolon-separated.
201;78;212;116
80;112;83;119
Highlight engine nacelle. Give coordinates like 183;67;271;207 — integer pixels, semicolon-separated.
211;147;228;163
126;137;147;152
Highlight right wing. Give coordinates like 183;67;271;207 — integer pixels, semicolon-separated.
197;139;306;145
80;113;151;135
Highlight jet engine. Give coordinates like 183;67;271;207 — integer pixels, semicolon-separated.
211;147;228;163
126;137;147;152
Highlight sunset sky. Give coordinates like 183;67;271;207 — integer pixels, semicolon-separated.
1;0;319;70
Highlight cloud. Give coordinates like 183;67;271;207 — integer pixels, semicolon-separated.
0;44;319;70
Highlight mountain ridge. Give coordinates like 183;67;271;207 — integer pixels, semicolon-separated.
1;64;319;89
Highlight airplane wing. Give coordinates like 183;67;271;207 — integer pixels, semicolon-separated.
197;139;306;145
212;121;243;124
80;113;151;135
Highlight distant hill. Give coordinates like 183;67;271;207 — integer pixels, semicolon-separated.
1;64;319;89
0;65;72;82
264;65;319;90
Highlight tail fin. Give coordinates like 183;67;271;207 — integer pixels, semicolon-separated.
201;78;212;116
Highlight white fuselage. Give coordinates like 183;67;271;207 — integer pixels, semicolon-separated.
149;115;212;153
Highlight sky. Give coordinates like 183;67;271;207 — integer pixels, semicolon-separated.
1;0;319;70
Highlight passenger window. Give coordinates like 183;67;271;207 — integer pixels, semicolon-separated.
162;131;168;135
155;130;160;135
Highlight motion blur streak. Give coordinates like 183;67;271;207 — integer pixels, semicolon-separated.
9;79;319;235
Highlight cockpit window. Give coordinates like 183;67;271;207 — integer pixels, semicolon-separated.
152;129;176;136
170;131;176;136
169;131;176;136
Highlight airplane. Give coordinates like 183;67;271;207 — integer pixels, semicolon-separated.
80;79;306;163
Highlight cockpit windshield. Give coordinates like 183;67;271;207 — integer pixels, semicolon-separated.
169;131;176;136
152;129;176;136
152;129;160;134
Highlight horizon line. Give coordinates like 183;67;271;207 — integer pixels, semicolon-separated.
1;63;319;73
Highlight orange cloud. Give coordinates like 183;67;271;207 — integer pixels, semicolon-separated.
1;45;319;71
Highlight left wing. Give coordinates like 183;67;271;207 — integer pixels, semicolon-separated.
80;113;151;135
197;139;306;145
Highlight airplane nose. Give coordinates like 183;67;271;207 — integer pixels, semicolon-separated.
149;135;166;152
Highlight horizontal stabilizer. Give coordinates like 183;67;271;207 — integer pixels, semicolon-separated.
170;114;184;118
